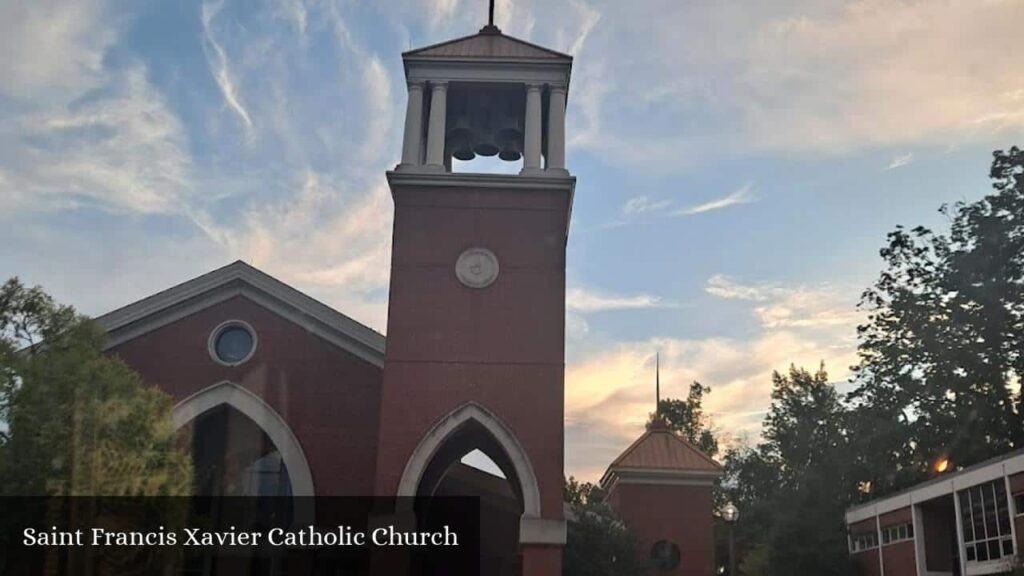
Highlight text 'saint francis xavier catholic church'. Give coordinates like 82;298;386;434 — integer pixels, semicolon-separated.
94;6;722;576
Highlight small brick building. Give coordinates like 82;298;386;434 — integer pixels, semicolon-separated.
602;418;723;576
94;19;721;576
847;449;1024;576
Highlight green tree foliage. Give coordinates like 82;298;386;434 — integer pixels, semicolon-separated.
723;365;854;576
565;496;643;569
564;475;606;506
655;381;719;457
0;278;191;496
850;146;1024;497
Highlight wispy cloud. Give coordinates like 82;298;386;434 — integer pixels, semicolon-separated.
705;274;774;301
621;196;672;216
200;0;254;135
567;287;666;313
887;152;914;170
671;182;756;216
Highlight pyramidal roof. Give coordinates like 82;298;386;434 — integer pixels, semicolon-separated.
601;419;723;487
404;26;572;62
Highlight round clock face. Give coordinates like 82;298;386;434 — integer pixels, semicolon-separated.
455;248;500;289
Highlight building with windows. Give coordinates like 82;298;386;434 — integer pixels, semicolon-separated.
92;14;722;576
846;449;1024;576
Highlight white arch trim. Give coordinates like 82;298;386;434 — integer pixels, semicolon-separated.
397;402;542;518
172;381;316;500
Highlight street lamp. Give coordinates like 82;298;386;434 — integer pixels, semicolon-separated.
722;503;739;576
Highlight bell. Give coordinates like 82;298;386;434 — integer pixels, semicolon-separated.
497;133;522;162
495;112;523;162
473;129;500;157
446;110;476;161
448;130;476;161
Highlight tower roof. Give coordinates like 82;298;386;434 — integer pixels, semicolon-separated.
403;27;572;63
600;420;723;489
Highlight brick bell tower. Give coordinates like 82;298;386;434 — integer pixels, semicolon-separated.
372;12;574;576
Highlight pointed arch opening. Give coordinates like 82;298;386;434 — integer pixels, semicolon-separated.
397;402;540;517
172;382;315;511
397;403;544;574
173;381;314;498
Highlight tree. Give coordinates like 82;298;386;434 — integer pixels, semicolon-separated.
655;381;719;457
563;475;646;576
0;278;191;496
850;146;1024;496
564;475;606;506
722;365;854;576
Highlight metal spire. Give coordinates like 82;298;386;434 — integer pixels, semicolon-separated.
481;0;500;34
656;351;661;417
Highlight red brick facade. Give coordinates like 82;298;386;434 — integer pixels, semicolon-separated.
109;295;383;496
608;483;716;576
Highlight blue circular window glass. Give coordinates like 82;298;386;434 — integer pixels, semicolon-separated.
214;325;254;364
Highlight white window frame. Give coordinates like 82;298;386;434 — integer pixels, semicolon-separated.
958;479;1015;566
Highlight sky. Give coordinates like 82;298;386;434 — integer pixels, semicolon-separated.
2;0;1024;482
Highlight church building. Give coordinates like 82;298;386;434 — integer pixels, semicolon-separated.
95;15;721;576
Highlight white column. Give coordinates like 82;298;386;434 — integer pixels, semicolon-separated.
546;86;567;174
953;489;967;576
911;504;926;576
1006;476;1018;557
876;515;885;576
521;83;543;175
399;81;425;169
425;82;448;170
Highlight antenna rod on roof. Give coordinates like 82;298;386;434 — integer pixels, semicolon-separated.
489;0;495;27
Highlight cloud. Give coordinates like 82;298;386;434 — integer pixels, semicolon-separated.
197;172;393;330
704;274;775;302
567;287;666;313
565;275;863;480
0;0;191;216
671;182;756;216
887;152;914;169
612;183;755;226
621;196;672;216
553;0;1024;173
705;275;860;330
1;0;403;332
0;0;114;103
201;0;255;135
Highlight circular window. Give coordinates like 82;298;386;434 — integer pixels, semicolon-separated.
208;321;257;366
650;540;681;572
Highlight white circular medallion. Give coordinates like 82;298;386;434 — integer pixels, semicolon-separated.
455;248;500;289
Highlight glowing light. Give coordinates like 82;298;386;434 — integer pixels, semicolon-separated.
935;458;950;473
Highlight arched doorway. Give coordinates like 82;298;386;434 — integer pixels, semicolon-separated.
398;403;542;576
182;403;293;497
172;381;315;500
172;382;315;576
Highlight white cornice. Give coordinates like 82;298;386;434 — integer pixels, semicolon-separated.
96;261;386;367
387;169;575;191
602;467;724;494
403;57;571;88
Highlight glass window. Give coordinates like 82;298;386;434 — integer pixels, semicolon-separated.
880;522;914;546
210;322;257;365
960;491;974;542
850;532;879;553
959;480;1014;564
650;540;680;571
1014;493;1024;516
